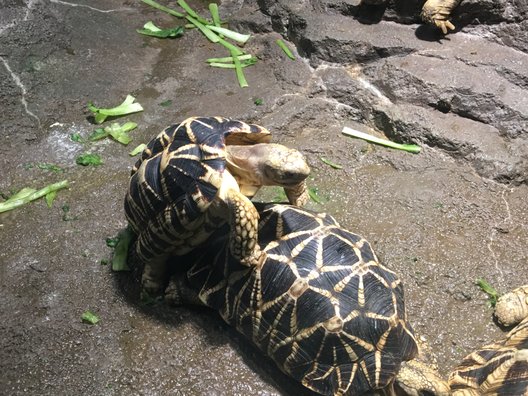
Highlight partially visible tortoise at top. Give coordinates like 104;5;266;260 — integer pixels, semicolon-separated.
167;203;420;395
396;284;528;395
362;0;462;34
124;116;311;297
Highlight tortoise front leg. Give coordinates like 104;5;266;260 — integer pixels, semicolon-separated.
165;272;204;306
421;0;462;34
226;189;266;267
285;180;309;206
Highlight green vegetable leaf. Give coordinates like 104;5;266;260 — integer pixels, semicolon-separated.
476;279;500;307
81;311;100;325
129;143;147;156
76;153;103;166
0;181;69;214
106;122;137;145
88;128;108;141
45;191;57;208
254;98;263;106
70;133;83;142
276;39;295;60
37;163;64;173
106;237;119;248
137;21;184;38
112;227;135;272
87;95;143;124
308;187;323;204
342;126;421;154
320;157;343;169
159;99;172;107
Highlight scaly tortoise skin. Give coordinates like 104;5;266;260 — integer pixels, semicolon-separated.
124;116;310;297
448;285;528;395
362;0;463;34
169;204;419;395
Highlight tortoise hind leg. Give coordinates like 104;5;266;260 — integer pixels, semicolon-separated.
165;273;204;306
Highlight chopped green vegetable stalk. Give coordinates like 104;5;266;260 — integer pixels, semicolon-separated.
0;180;69;213
87;95;143;124
185;14;220;42
206;54;253;63
320;157;343;169
342;126;421;154
76;153;103;166
231;49;248;88
276;39;295;60
137;21;184;38
130;143;147;156
209;3;221;27
106;122;137;145
140;0;184;17
217;37;244;56
112;227;135;272
206;25;250;44
177;0;209;24
208;60;255;69
476;279;500;307
70;133;83;142
81;311;100;325
254;98;263;105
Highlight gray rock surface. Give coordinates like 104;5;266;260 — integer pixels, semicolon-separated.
0;0;527;395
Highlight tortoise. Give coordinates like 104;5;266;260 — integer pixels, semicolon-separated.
395;285;528;395
447;284;528;395
124;116;311;297
166;203;419;395
361;0;462;34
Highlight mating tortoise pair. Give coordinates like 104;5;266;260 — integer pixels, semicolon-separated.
362;0;462;34
124;117;528;395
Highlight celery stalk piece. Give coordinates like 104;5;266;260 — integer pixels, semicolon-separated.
209;62;254;69
276;39;295;60
217;37;244;55
0;180;69;213
206;25;250;44
140;0;184;17
209;3;221;27
206;54;254;63
87;95;143;124
177;0;209;24
185;14;220;42
342;126;421;154
231;49;248;88
81;311;100;325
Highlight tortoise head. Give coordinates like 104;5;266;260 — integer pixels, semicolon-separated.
226;143;310;187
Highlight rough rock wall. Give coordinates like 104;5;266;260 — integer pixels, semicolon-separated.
230;0;528;185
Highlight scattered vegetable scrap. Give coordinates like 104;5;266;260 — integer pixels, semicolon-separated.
276;39;295;60
159;99;172;107
70;133;83;142
137;21;184;38
111;228;135;272
141;0;255;87
342;126;421;154
0;180;69;214
320;157;343;169
76;153;103;166
308;187;323;204
254;98;263;105
88;122;137;145
476;278;500;307
87;95;143;124
129;143;147;157
81;311;100;325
